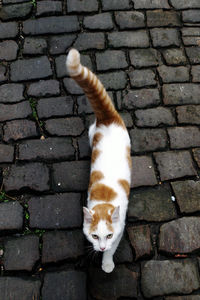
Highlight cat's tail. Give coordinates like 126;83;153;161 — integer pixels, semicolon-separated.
66;48;124;127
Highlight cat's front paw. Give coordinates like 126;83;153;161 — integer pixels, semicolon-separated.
102;261;115;273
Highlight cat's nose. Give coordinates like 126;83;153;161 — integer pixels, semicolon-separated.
100;247;105;251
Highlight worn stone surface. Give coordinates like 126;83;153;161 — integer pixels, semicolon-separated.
3;235;39;271
108;30;149;48
171;180;200;213
0;40;18;60
52;161;90;192
49;34;76;55
162;48;187;65
23;37;47;54
18;137;74;161
67;0;98;12
128;185;177;221
123;89;160;109
0;2;32;21
0;21;18;39
168;126;200;149
45;117;84;136
77;95;93;114
98;71;126;90
163;84;200;105
74;32;105;50
186;47;200;64
147;10;181;27
36;0;62;16
42;230;84;263
193;149;200;168
159;217;200;254
192;65;200;82
0;201;23;230
133;0;170;9
3;119;38;142
102;0;130;10
115;11;145;29
0;144;14;162
42;271;87;300
171;0;200;9
96;50;128;71
182;10;200;23
129;69;156;87
63;77;84;93
115;236;133;263
29;193;82;229
0;83;24;103
0;277;41;300
37;96;73;118
141;260;200;298
27;80;60;97
130;48;160;67
89;265;138;299
128;225;153;260
135;107;175;127
154;151;197;181
4;163;49;192
130;128;167;152
158;65;189;83
131;156;158;188
0;65;7;82
151;28;180;47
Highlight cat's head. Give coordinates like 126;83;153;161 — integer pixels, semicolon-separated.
83;204;120;252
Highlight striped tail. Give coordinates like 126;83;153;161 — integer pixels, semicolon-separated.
66;49;124;127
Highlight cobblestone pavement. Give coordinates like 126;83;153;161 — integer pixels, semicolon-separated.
0;0;200;299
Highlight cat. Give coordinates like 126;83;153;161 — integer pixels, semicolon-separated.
66;49;131;273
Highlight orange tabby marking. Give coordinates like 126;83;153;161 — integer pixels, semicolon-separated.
90;203;114;232
92;132;103;148
91;148;101;164
118;179;130;197
89;170;104;189
90;183;117;202
126;146;132;170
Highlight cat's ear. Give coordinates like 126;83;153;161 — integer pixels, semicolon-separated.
111;206;120;223
83;207;93;224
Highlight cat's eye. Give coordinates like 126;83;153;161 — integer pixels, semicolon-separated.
92;234;99;240
107;234;113;239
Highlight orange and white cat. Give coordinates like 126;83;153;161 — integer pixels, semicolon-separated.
66;49;131;273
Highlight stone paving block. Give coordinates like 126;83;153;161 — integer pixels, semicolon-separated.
58;54;92;78
171;180;200;214
0;2;32;20
0;201;23;230
128;184;177;221
45;117;84;136
36;0;62;16
123;89;160;109
141;260;200;298
166;296;200;300
77;95;92;114
131;156;157;188
89;265;138;299
119;112;133;128
151;28;180;47
108;30;149;48
159;217;200;254
0;101;32;122
78;134;91;159
102;0;130;10
115;236;133;263
67;0;98;12
3;235;39;271
96;50;128;71
158;65;189;83
192;65;200;82
0;83;24;103
182;10;200;23
135;107;175;127
168;126;200;149
3;119;38;142
127;225;153;260
23;37;47;55
0;40;18;61
29;193;82;229
49;34;76;55
98;71;126;90
0;21;18;39
84;13;113;30
193;149;200;168
0;277;41;300
74;32;105;50
3;0;30;2
133;0;170;9
0;144;14;162
147;10;181;27
11;56;52;82
171;0;200;9
19;137;74;161
162;48;187;65
0;65;7;82
186;47;200;64
42;271;87;300
176;105;200;125
23;16;79;35
37;96;73;118
130;128;167;152
4;163;49;192
163;84;200;105
154;151;197;181
130;48;160;67
115;11;145;29
52;161;90;191
27;80;60;97
183;36;200;46
42;230;84;263
129;69;156;87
